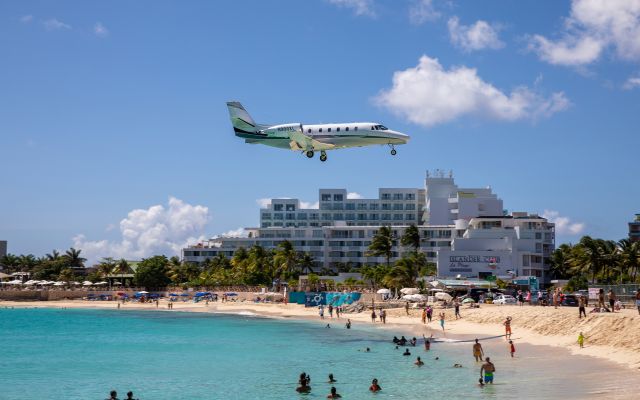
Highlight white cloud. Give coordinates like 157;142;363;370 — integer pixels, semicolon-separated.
448;16;504;52
327;0;375;17
375;55;570;127
300;201;320;209
623;75;640;89
527;0;640;66
256;198;271;208
219;227;246;238
43;18;71;31
94;22;109;38
73;197;210;265
409;0;440;25
347;192;363;199
20;15;33;23
542;210;586;235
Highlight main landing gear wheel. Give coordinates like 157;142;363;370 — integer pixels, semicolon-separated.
391;149;397;156
306;150;314;158
320;151;327;162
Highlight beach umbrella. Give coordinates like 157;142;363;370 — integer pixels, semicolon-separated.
83;281;93;286
376;288;391;294
402;294;427;302
462;298;475;304
138;291;149;294
0;272;11;279
23;280;38;285
400;288;420;295
53;282;65;286
435;292;453;302
7;280;23;285
95;281;108;285
112;281;122;285
72;281;81;285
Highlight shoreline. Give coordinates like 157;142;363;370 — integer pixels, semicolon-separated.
3;299;640;372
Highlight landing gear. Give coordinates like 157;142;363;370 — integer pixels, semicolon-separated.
320;151;327;162
306;150;314;158
389;144;397;156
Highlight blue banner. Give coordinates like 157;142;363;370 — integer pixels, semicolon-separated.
305;292;326;307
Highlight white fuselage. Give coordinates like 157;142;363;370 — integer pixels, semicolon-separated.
255;122;409;150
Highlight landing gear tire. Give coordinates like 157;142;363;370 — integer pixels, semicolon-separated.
391;149;397;156
320;152;327;162
306;150;314;158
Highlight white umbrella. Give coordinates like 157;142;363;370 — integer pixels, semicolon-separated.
95;281;108;285
400;288;420;295
7;280;23;285
376;288;391;294
53;282;65;286
24;280;39;285
435;292;453;302
402;294;427;302
138;290;149;294
39;281;53;285
72;281;81;285
83;281;93;286
112;281;122;285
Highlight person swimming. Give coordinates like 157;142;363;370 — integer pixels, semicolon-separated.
328;373;336;383
106;390;118;400
399;336;407;346
410;337;417;346
327;386;341;399
297;372;311;393
415;356;424;366
453;363;463;368
392;336;399;344
403;348;411;356
346;319;351;329
369;378;381;392
125;391;136;400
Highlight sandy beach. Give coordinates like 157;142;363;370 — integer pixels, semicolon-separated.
3;298;640;372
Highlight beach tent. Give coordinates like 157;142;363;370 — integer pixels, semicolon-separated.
376;289;391;294
400;288;420;295
224;292;238;296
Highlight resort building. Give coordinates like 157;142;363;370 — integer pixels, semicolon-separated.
0;240;6;263
182;171;555;282
629;214;640;243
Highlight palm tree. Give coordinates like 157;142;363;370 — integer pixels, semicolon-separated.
619;239;640;282
299;253;315;274
274;240;298;279
96;257;115;278
400;224;421;255
0;254;19;272
570;236;604;283
17;254;37;272
63;248;86;270
549;244;572;279
46;250;61;261
58;268;75;286
367;226;394;268
114;259;131;287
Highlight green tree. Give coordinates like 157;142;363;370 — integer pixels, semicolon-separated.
400;224;421;254
57;268;75;285
367;226;394;268
133;256;171;289
565;275;588;292
0;254;19;272
299;253;315;274
549;244;572;279
619;239;640;282
115;259;131;286
63;248;86;270
274;240;298;279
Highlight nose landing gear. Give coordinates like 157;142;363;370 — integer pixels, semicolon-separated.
389;144;397;156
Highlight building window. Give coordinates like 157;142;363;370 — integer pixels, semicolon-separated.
394;214;403;220
357;213;367;220
393;193;403;200
381;193;391;200
357;203;367;210
345;213;355;220
406;214;413;220
369;203;379;210
309;213;319;220
334;194;343;201
370;213;378;220
381;214;390;220
334;213;344;220
286;204;295;211
274;214;283;220
286;213;295;219
382;203;391;210
262;213;272;219
297;213;307;220
321;194;332;201
393;203;403;210
405;193;415;200
522;254;530;266
535;232;542;239
405;204;415;210
346;203;355;210
321;213;331;220
273;204;283;211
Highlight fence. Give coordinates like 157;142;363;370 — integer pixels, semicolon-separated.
589;284;639;306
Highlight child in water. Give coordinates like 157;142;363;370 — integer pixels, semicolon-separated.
509;340;515;357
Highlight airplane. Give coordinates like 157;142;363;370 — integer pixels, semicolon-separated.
227;101;409;162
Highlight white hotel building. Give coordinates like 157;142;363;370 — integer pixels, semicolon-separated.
182;171;555;282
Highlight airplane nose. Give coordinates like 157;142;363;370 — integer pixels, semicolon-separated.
392;131;410;143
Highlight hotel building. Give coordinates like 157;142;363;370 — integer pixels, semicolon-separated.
629;214;640;243
182;171;555;282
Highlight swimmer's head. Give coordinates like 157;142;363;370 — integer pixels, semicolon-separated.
366;347;370;352
475;338;479;343
486;357;490;362
435;357;439;360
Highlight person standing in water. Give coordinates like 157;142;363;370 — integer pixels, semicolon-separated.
380;308;387;324
346;319;351;329
371;309;377;323
473;339;484;362
327;386;341;399
415;356;424;366
480;357;496;384
508;340;515;357
423;334;431;351
369;379;381;392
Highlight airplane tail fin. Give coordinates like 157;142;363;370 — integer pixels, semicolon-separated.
227;101;258;135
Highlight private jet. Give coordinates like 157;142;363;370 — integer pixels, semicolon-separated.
227;101;409;162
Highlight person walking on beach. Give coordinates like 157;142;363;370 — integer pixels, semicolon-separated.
454;300;461;319
480;357;496;384
473;339;484;362
421;308;427;324
439;312;445;332
328;304;334;318
319;305;325;319
427;306;433;323
553;289;559;309
369;379;381;392
371;309;377;323
503;316;512;339
607;289;616;312
508;340;515;358
598;289;606;310
405;301;410;316
636;289;640;315
379;308;386;324
578;332;585;348
327;386;341;399
579;295;587;318
335;306;340;319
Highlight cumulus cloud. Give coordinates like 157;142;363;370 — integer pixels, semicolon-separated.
542;210;586;235
347;192;363;199
219;227;247;238
375;55;570;127
409;0;440;24
20;15;33;23
73;197;210;265
327;0;375;17
527;0;640;66
623;75;640;89
448;16;504;52
94;22;109;38
256;198;271;208
43;18;71;31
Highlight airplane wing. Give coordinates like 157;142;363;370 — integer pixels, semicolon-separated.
289;131;335;151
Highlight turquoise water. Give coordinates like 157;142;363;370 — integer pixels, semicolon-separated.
0;308;636;399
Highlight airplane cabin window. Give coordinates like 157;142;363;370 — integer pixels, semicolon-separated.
345;127;349;131
354;126;358;131
319;128;322;132
336;127;340;132
328;128;331;132
307;129;311;133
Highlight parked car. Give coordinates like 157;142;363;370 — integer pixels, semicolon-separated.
561;294;579;307
493;294;517;305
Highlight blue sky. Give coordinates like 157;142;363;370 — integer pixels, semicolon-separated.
1;0;639;263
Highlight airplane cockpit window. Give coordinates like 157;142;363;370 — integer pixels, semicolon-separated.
378;125;389;130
